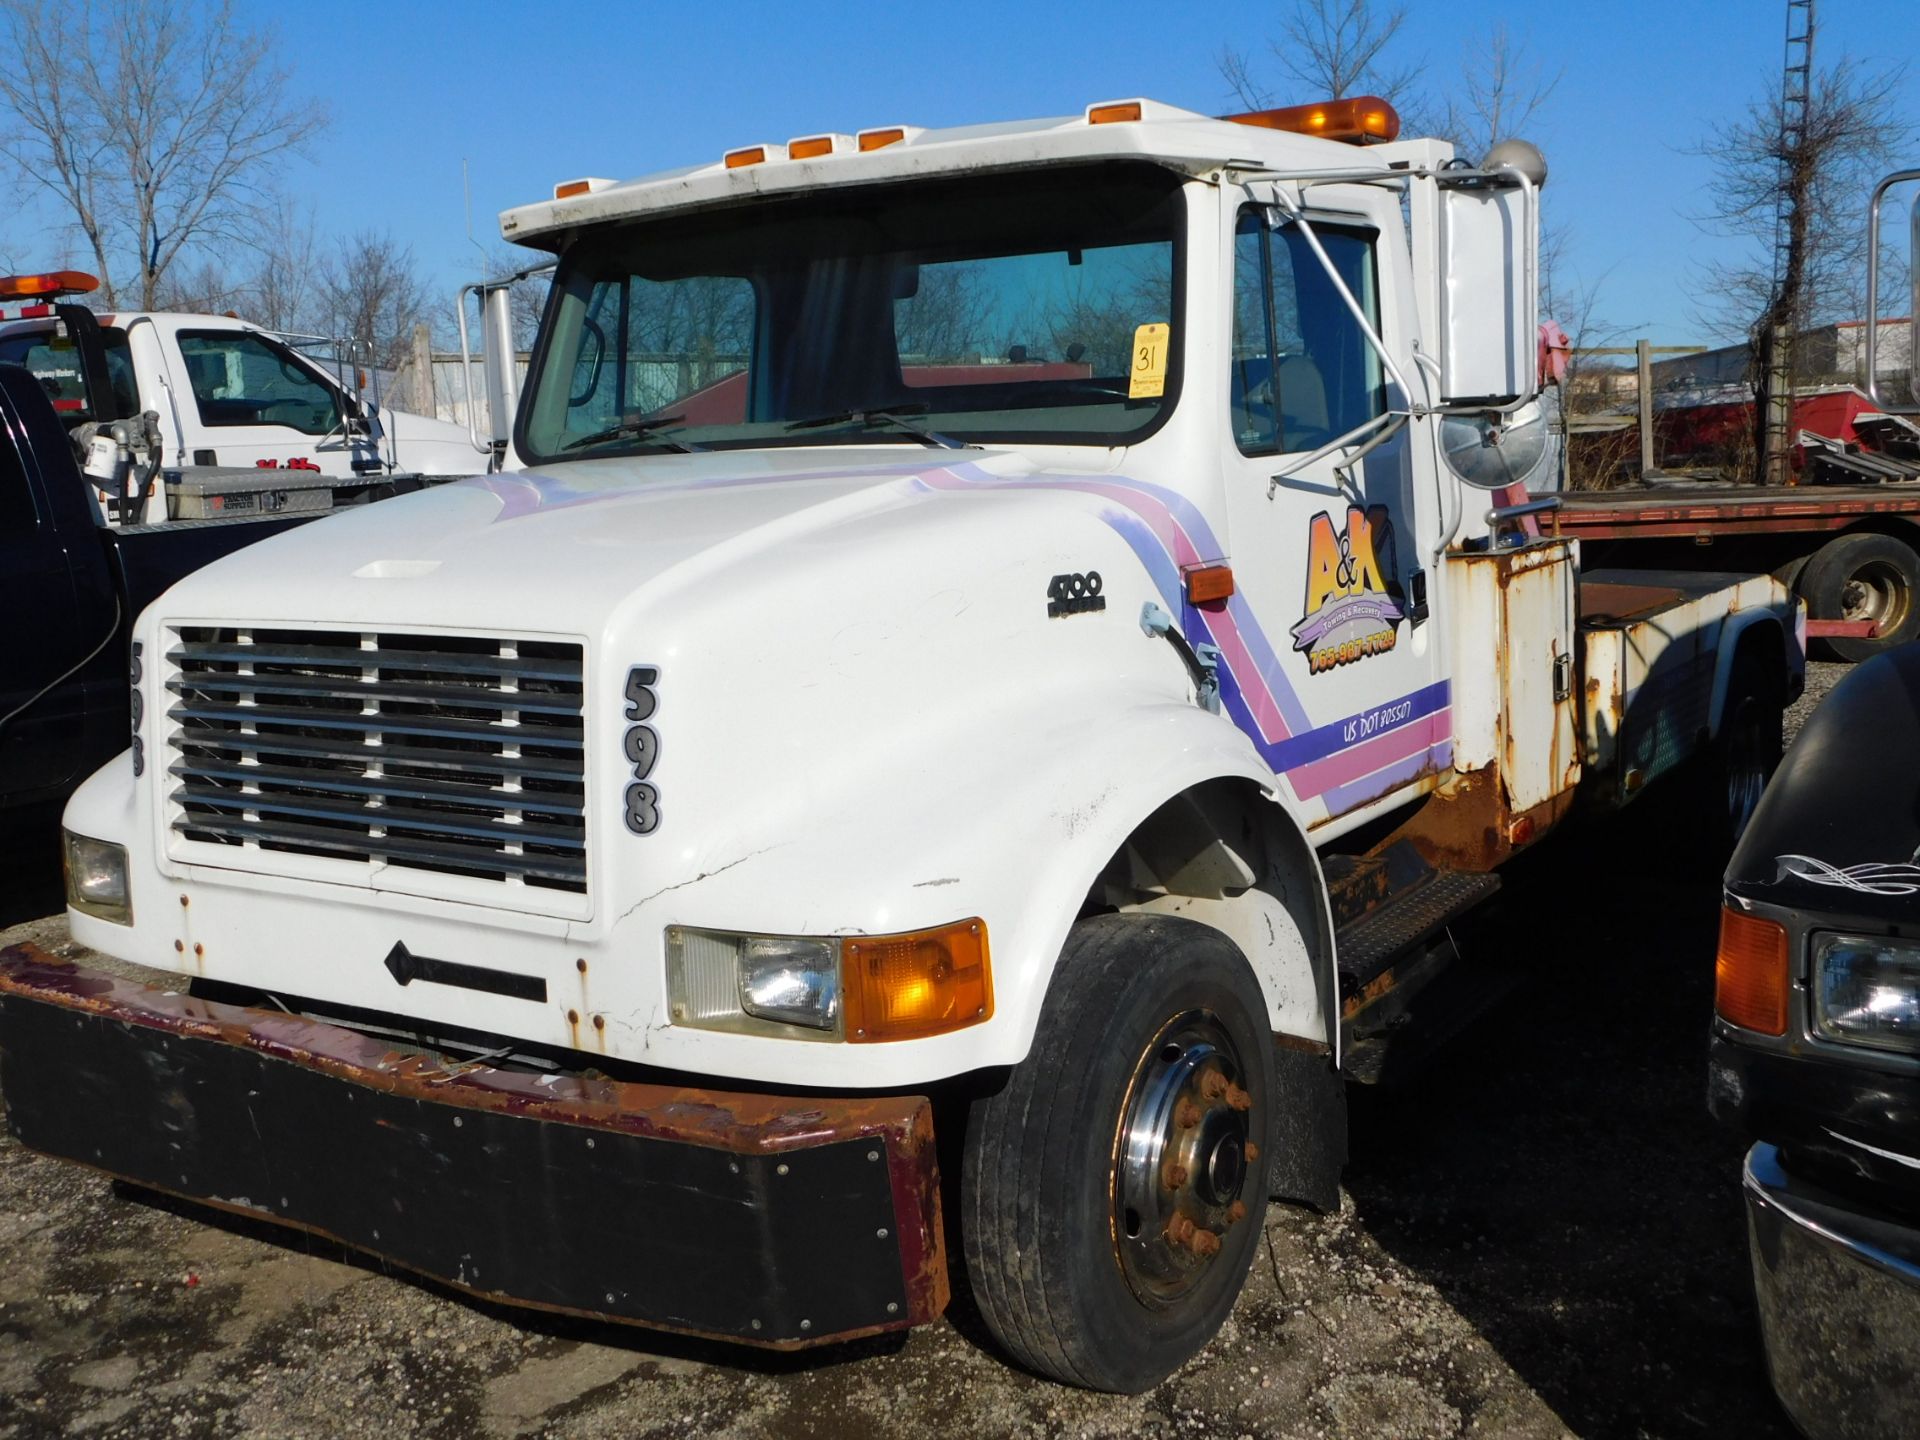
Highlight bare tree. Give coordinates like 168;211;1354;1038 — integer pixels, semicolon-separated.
1691;54;1909;480
0;0;327;308
241;201;324;334
154;256;240;314
317;232;432;371
1693;56;1910;340
1221;0;1419;108
1429;24;1559;163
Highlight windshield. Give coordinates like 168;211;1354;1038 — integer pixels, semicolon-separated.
519;163;1185;461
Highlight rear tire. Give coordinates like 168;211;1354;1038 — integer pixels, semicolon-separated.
1711;639;1785;853
961;914;1275;1393
1799;533;1920;661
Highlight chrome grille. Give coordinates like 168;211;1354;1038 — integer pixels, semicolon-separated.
167;627;586;893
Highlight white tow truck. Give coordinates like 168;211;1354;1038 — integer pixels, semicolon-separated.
2;95;1803;1392
0;270;481;523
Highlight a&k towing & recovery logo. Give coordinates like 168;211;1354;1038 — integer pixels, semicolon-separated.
1291;505;1406;673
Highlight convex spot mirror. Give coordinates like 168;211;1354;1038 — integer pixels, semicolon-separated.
1435;163;1539;408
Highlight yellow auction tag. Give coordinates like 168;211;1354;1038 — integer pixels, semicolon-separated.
1128;322;1170;399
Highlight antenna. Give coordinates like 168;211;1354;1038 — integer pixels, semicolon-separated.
463;158;489;261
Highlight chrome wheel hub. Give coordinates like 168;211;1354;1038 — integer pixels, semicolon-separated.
1112;1012;1256;1306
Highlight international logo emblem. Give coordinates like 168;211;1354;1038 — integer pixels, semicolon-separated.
1292;506;1405;673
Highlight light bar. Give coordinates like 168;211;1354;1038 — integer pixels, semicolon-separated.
0;269;99;300
1223;96;1401;144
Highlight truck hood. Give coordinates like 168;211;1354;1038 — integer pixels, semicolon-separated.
151;446;1131;633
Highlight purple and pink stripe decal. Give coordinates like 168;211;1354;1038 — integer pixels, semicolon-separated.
911;461;1452;811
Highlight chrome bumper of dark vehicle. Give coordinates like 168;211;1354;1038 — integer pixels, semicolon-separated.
1745;1143;1920;1440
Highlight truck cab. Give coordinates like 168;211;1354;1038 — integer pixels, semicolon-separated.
3;96;1802;1393
0;274;481;506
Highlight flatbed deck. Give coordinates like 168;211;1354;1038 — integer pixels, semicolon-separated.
1555;482;1920;541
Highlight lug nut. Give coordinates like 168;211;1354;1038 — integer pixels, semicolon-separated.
1174;1098;1203;1129
1228;1200;1248;1224
1165;1214;1195;1245
1224;1083;1253;1112
1244;1141;1260;1163
1199;1070;1229;1100
1163;1163;1189;1190
1187;1227;1222;1257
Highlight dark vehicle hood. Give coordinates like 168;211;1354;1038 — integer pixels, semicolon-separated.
1729;645;1920;925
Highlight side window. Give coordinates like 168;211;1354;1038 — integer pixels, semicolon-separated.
176;331;342;436
101;329;140;417
1230;208;1385;456
568;274;754;430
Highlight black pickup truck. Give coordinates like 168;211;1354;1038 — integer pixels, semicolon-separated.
1710;650;1920;1439
0;363;309;820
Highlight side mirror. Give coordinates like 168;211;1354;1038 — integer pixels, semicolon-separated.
1433;168;1539;407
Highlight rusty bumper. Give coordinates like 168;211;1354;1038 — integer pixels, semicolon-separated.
0;944;947;1349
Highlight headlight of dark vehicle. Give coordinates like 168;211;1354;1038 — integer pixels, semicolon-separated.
1814;933;1920;1054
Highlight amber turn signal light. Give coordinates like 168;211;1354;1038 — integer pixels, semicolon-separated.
723;146;767;169
1088;101;1143;125
844;918;991;1042
858;127;906;151
1715;906;1790;1035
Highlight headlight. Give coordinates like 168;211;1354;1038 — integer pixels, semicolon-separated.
63;830;131;925
666;919;992;1043
1814;933;1920;1054
668;928;843;1039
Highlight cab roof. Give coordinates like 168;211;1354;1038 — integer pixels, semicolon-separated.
499;96;1447;249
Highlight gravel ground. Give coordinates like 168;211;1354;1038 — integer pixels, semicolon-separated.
0;664;1851;1439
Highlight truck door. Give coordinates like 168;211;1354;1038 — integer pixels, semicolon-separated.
1219;191;1449;827
164;326;367;476
0;388;84;802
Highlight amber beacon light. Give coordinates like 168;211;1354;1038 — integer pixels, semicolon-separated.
1224;96;1401;144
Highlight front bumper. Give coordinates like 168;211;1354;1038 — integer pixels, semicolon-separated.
0;944;947;1348
1744;1143;1920;1440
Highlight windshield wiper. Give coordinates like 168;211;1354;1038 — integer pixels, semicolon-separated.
561;414;704;453
783;406;972;450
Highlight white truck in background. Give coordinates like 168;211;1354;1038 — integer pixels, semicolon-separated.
0;270;481;524
4;96;1805;1392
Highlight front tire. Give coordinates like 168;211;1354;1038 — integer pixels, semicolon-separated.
961;914;1274;1393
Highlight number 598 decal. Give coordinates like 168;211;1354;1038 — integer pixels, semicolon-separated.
622;665;661;835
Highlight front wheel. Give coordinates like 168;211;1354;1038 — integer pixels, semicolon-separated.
961;914;1275;1393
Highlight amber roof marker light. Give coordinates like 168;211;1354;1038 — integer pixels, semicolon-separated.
1223;96;1401;144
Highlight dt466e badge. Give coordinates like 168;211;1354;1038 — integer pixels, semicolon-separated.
1291;505;1405;673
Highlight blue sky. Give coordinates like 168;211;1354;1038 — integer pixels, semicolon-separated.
25;1;1920;346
